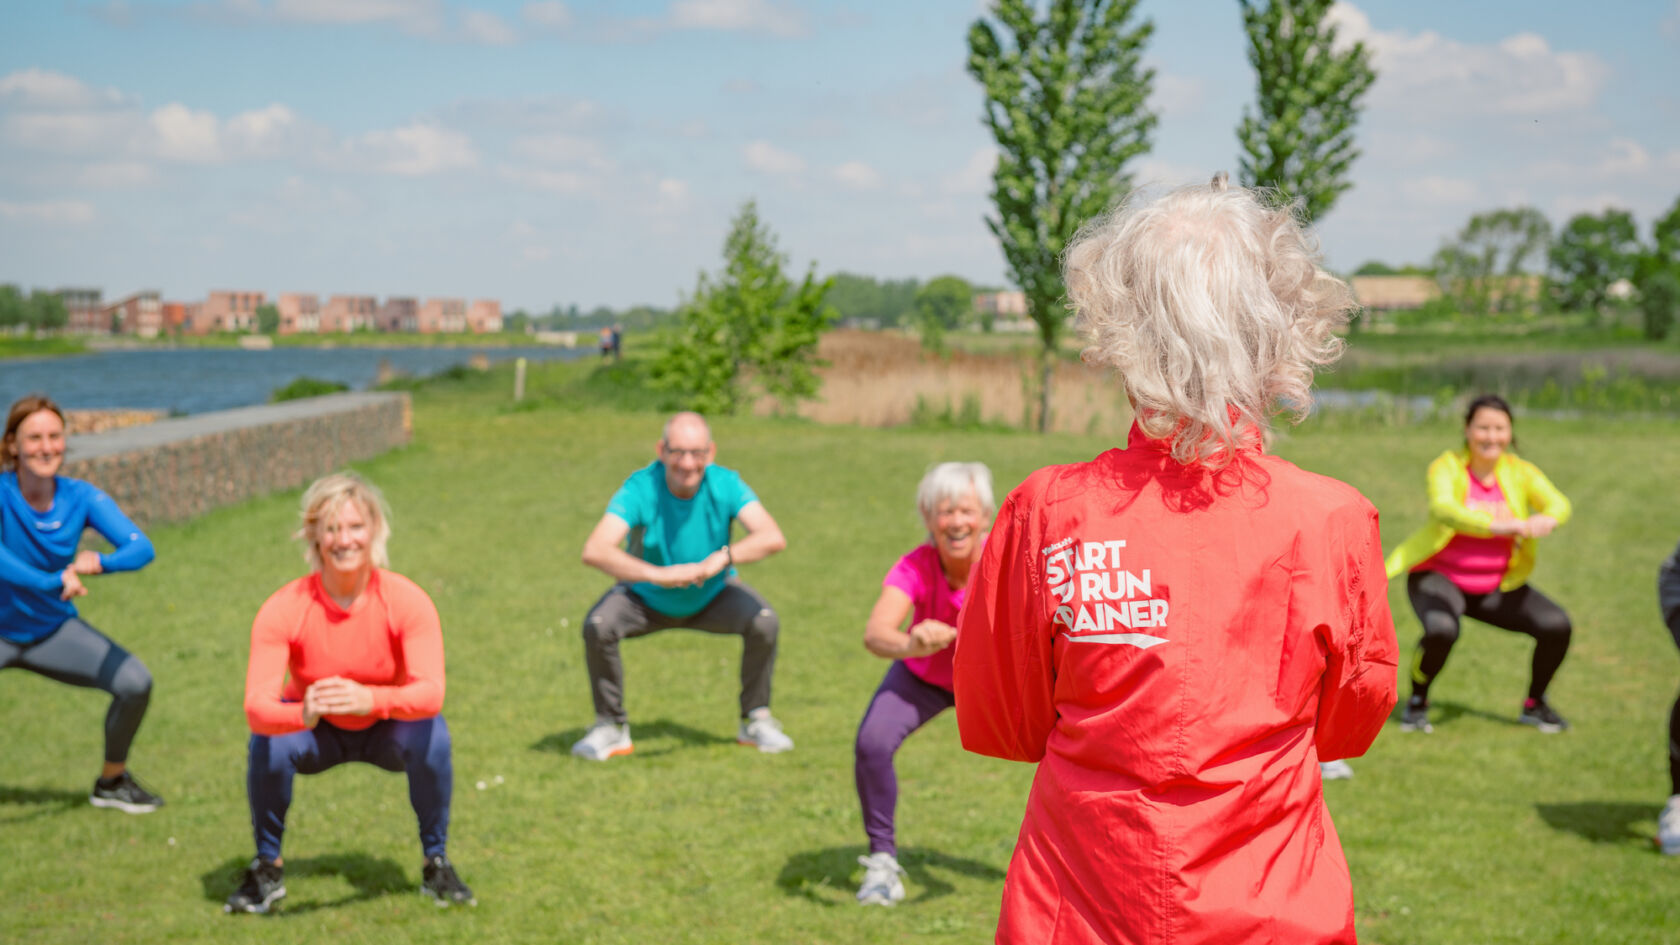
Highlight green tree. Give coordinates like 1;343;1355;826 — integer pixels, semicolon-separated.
0;284;23;330
969;0;1157;431
1548;209;1640;315
1634;195;1680;340
653;200;836;415
255;302;281;334
1432;207;1550;316
911;275;974;352
1236;0;1376;222
1353;260;1398;276
27;291;67;331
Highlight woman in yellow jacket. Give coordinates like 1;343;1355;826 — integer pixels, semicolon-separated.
1386;394;1574;733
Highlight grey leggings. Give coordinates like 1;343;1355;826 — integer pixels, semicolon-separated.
0;618;153;764
582;580;779;724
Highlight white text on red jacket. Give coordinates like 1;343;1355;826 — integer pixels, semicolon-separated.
1042;537;1169;648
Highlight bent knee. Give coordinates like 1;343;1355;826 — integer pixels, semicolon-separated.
1533;611;1573;640
747;607;779;640
110;656;153;700
1419;616;1460;643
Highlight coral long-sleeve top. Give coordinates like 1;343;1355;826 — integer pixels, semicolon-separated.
955;422;1398;945
244;568;445;736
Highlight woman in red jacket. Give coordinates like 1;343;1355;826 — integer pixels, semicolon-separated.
224;472;475;914
955;173;1398;944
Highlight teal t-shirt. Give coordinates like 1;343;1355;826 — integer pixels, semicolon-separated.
606;461;758;617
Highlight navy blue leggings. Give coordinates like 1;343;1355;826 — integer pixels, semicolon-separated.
246;716;453;860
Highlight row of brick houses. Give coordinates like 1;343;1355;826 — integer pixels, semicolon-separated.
57;288;502;338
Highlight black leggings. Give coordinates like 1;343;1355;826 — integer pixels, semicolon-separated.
1406;570;1572;703
1663;600;1680;796
0;618;153;765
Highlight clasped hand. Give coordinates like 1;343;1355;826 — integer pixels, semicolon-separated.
651;550;729;588
302;676;375;726
904;620;958;658
58;550;105;600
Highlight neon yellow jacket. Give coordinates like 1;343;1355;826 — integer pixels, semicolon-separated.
1384;447;1572;591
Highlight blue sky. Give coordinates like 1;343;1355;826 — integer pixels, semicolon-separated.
2;0;1677;312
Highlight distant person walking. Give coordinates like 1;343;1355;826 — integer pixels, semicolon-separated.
226;472;474;914
599;326;614;361
1386;394;1575;734
853;462;992;906
610;324;623;362
1658;539;1680;854
572;412;792;760
0;394;162;814
954;175;1397;943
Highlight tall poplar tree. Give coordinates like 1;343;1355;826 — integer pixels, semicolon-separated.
968;0;1156;432
1236;0;1375;222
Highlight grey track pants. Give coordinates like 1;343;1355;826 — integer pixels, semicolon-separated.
581;579;779;724
0;618;153;764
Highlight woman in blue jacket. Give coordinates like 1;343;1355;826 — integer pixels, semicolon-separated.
0;394;162;812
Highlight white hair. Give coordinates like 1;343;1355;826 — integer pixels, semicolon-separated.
1065;172;1356;467
916;462;995;527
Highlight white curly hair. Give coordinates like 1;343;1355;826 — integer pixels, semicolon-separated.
1065;172;1356;467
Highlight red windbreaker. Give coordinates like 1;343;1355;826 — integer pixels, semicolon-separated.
955;423;1397;944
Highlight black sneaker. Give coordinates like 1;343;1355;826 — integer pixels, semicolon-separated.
89;771;164;814
1519;697;1569;733
225;858;286;914
421;854;476;907
1399;695;1433;733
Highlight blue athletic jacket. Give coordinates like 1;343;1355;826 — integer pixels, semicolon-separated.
0;472;154;643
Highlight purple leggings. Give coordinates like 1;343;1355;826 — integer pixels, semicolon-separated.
854;661;955;856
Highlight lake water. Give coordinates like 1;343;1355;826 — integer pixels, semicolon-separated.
0;345;591;415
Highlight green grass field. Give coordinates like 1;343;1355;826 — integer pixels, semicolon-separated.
3;361;1678;943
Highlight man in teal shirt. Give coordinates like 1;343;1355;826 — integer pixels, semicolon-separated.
574;412;792;760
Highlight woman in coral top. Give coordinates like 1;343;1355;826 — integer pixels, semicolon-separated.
225;472;475;914
853;461;992;907
954;174;1398;945
1384;394;1573;734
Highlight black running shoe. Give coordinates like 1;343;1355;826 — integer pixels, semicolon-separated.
1399;695;1433;733
1519;697;1569;733
225;858;286;914
421;854;476;907
89;771;164;814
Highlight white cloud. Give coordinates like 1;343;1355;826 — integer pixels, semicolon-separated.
943;145;996;195
1330;2;1609;117
510;132;614;170
743;139;804;175
832;160;882;191
522;1;572;29
272;0;444;34
350;122;478;175
667;0;807;37
223;103;301;154
1150;72;1205;115
0;199;96;225
150;103;224;162
0;69;129;109
1400;176;1478;205
460;9;517;44
657;178;689;202
499;164;598;194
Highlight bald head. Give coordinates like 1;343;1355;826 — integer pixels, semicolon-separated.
662;411;712;446
657;412;715;499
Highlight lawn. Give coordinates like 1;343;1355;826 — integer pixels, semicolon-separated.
2;360;1677;944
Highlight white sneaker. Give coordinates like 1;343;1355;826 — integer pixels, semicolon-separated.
737;708;794;753
1659;794;1680;855
1319;759;1354;781
855;852;905;906
570;721;632;761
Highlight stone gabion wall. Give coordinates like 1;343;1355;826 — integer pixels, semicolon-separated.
61;393;411;527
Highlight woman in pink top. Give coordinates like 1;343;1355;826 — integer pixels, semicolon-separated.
852;462;993;907
1385;394;1575;733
